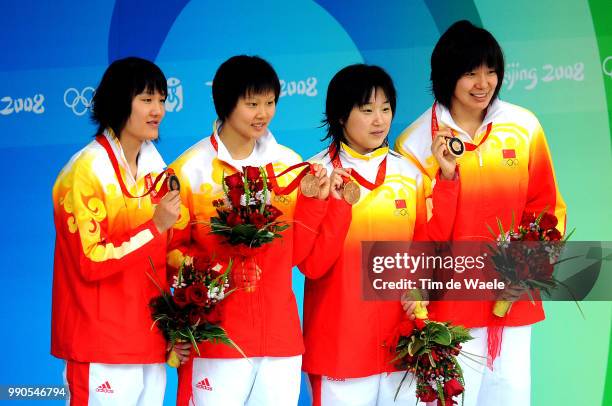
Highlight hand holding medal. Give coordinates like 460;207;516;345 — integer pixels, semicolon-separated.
329;168;352;201
299;163;330;200
431;127;458;180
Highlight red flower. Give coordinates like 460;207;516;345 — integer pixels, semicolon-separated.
546;228;562;241
252;179;264;193
444;378;464;397
520;212;535;229
523;231;541;241
266;205;283;222
415;318;426;330
173;288;189;308
187;283;208;306
516;263;531;281
539;212;558;231
245;166;261;182
188;307;205;325
249;212;267;229
225;172;244;189
228;188;243;207
227;212;244;227
418;385;438;402
437;399;456;406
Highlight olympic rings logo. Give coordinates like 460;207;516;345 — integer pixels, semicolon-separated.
64;87;95;116
394;208;408;216
505;158;519;167
603;56;612;79
274;195;291;204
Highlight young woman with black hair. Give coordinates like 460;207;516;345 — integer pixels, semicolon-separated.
300;64;459;406
168;55;333;406
396;20;566;406
52;57;187;405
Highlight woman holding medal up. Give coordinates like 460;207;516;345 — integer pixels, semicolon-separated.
299;64;460;405
395;20;566;406
167;55;333;406
51;57;188;405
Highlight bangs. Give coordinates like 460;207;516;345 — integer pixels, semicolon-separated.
456;38;504;74
132;72;167;98
244;82;278;98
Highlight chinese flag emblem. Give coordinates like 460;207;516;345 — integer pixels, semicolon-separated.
395;199;407;209
502;149;516;159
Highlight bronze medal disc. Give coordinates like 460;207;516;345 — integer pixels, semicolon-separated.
343;181;361;205
446;137;465;157
167;174;181;191
300;173;319;197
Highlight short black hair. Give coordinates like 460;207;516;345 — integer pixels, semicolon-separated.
91;57;167;138
212;55;281;121
431;20;505;108
322;64;396;158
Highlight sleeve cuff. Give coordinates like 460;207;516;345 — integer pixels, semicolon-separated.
436;166;460;184
145;218;162;238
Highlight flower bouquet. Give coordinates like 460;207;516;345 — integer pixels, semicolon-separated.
209;166;288;292
388;310;473;405
487;210;576;317
148;255;239;367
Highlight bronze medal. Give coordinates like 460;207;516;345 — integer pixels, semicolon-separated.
300;173;319;197
167;174;180;191
446;137;465;157
342;181;361;205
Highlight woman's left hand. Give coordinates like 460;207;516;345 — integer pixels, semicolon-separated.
167;341;192;365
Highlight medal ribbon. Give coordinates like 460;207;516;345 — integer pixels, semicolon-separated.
431;101;492;151
210;133;312;195
96;134;173;199
329;144;386;191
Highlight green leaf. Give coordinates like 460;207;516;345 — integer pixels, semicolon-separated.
407;336;424;356
425;321;452;346
497;217;505;236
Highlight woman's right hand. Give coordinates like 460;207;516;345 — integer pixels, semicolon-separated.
432;128;457;180
153;190;181;233
329;168;351;200
401;291;429;320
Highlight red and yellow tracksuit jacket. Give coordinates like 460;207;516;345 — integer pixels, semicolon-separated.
300;143;459;378
51;131;168;363
395;99;566;328
167;128;328;359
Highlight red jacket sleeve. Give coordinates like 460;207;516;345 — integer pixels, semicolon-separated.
414;169;460;241
69;164;166;282
298;197;352;279
292;193;329;266
523;125;566;233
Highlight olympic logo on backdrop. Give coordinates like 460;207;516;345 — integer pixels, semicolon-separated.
603;56;612;79
505;158;519;167
165;77;183;112
274;195;291;204
64;87;95;116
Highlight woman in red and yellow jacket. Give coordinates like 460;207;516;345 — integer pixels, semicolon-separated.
168;55;332;406
52;57;186;406
301;64;460;406
395;21;566;406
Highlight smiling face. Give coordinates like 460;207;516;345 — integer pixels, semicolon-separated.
342;87;393;154
451;65;498;114
119;90;166;142
223;90;276;141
